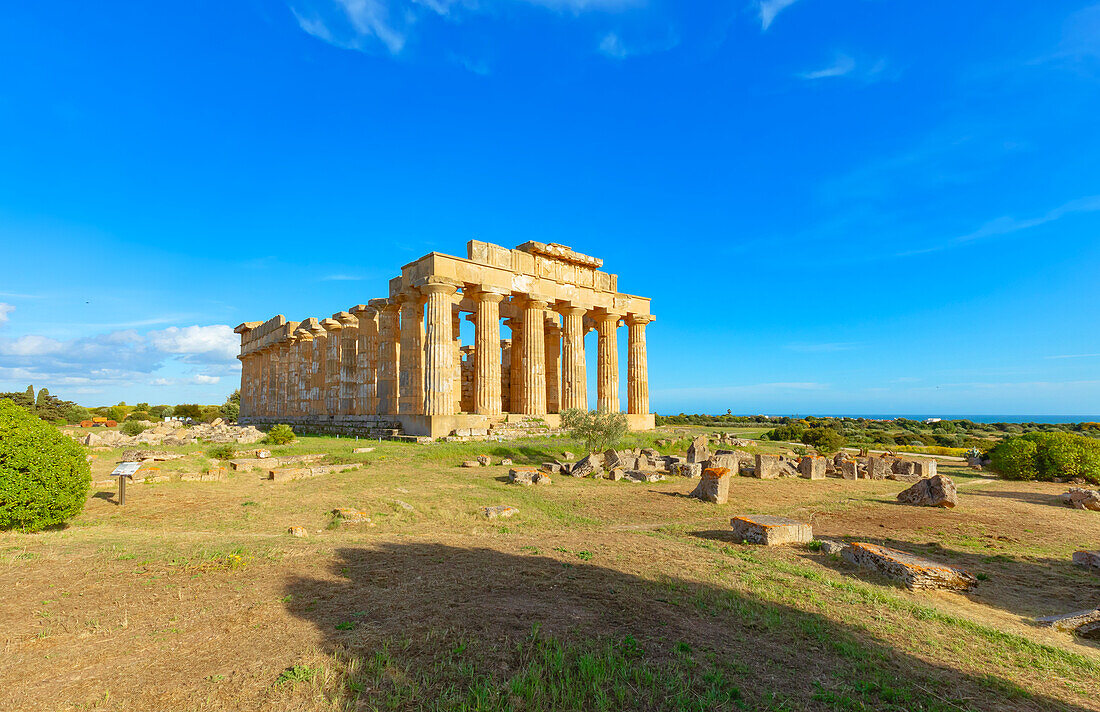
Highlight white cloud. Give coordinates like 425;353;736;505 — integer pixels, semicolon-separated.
758;0;800;31
798;54;856;80
0;303;13;325
147;325;239;362
192;375;221;385
599;31;627;58
0;334;64;356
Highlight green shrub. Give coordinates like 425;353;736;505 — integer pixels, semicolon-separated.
207;444;237;460
802;427;845;455
120;420;148;436
988;432;1100;484
264;424;296;446
560;409;627;454
0;399;91;532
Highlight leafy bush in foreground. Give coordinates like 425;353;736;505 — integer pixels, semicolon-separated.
988;432;1100;484
0;399;91;532
264;424;296;446
560;409;628;454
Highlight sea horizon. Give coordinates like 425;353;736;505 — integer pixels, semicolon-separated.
676;414;1100;424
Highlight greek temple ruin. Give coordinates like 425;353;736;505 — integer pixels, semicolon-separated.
235;240;655;438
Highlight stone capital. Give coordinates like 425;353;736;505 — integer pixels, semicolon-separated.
555;303;589;318
518;296;550;310
321;318;343;332
472;287;508;304
333;311;359;327
350;304;378;319
420;281;459;297
625;313;656;326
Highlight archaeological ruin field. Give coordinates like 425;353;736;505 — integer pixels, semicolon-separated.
2;425;1098;712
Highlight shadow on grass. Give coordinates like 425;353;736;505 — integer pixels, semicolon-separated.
284;543;1096;711
966;490;1068;508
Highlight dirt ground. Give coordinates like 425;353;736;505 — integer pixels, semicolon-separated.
2;432;1098;711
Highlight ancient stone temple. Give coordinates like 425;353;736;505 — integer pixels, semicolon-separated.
235;240;654;438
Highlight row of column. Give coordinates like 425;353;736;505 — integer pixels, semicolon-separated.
239;285;652;420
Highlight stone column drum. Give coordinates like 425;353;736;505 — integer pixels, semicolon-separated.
474;289;505;415
506;316;523;414
376;302;401;414
423;281;459;416
350;305;378;415
596;312;621;413
558;305;587;412
545;316;561;414
626;314;653;415
321;318;342;415
336;311;359;415
284;336;298;418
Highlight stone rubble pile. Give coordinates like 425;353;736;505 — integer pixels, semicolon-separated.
843;542;977;590
77;420;266;448
896;474;958;508
1062;488;1100;511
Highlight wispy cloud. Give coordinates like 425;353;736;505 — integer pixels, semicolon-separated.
758;0;800;31
901;194;1100;256
0;303;13;325
797;53;895;83
321;274;367;281
1046;353;1100;360
599;31;628;58
798;54;855;80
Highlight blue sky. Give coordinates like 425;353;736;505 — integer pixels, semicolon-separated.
1;1;1099;415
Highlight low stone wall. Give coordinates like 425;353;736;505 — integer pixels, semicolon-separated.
240;414;402;438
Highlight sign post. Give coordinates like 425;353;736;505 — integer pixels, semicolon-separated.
110;462;142;506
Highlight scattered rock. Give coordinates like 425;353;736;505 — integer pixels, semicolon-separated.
570;454;603;478
1036;608;1100;639
394;500;414;511
121;450;184;462
840;460;859;480
865;457;892;480
333;508;371;524
843;542;976;590
605;469;625;481
540;462;562;474
677;462;702;479
483;505;518;519
686;436;710;464
562;451;576;461
181;468;227;482
817;539;848;555
509;467;539;485
689;467;731;504
534;472;552;485
229;454;324;471
755;454;798;479
288;526;307;537
352;447;375;454
267;463;359;482
730;515;812;545
1062;488;1100;511
500;458;513;466
1072;550;1100;572
461;460;481;468
626;470;665;483
476;455;491;467
897;475;958;508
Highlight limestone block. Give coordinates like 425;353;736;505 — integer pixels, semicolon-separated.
866;457;892;480
562;451;576;461
840;461;858;480
626;470;664;483
1072;550;1100;572
333;508;371;524
708;452;745;472
483;505;518;519
534;472;552;485
1063;488;1100;511
501;458;513;466
461;460;481;468
686;436;710;464
570;454;602;478
913;459;938;477
755;454;797;479
540;462;562;474
509;467;538;485
1036;608;1100;639
730;515;812;545
353;447;375;454
288;526;307;537
897;475;958;508
267;464;358;482
476;455;491;466
843;542;976;590
690;467;730;504
677;462;702;478
799;456;826;480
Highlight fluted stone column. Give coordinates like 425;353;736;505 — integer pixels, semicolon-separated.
377;302;401;414
558;305;587;412
321;318;343;414
627;314;654;415
238;354;253;418
544;315;561;414
258;347;272;417
451;306;462;411
422;281;459;415
292;328;312;418
500;338;512;413
520;297;548;415
309;322;327;416
596;312;622;413
505;317;523;413
335;311;358;415
398;292;424;415
275;341;291;418
351;304;379;415
474;289;505;415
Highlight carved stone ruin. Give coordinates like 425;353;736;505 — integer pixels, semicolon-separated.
235;241;655;438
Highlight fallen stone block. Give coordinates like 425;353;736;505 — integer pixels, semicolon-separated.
288;526;307;537
333;508;371;524
913;459;938;478
1036;608;1100;639
1072;550;1100;572
267;463;358;482
605;469;625;481
626;470;665;483
866;457;892;480
686;435;710;464
181;468;226;482
570;454;602;478
534;472;552;485
1063;488;1100;511
483;505;518;519
477;455;492;467
461;460;481;468
897;475;958;508
562;451;576;461
817;539;847;555
840;460;858;480
229;454;323;471
799;456;826;480
690;467;731;504
121;449;184;462
843;542;977;590
500;458;513;466
509;467;539;485
540;462;562;474
730;515;812;545
677;462;702;479
352;447;375;454
755;454;798;479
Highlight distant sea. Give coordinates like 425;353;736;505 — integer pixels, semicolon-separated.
742;414;1100;424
